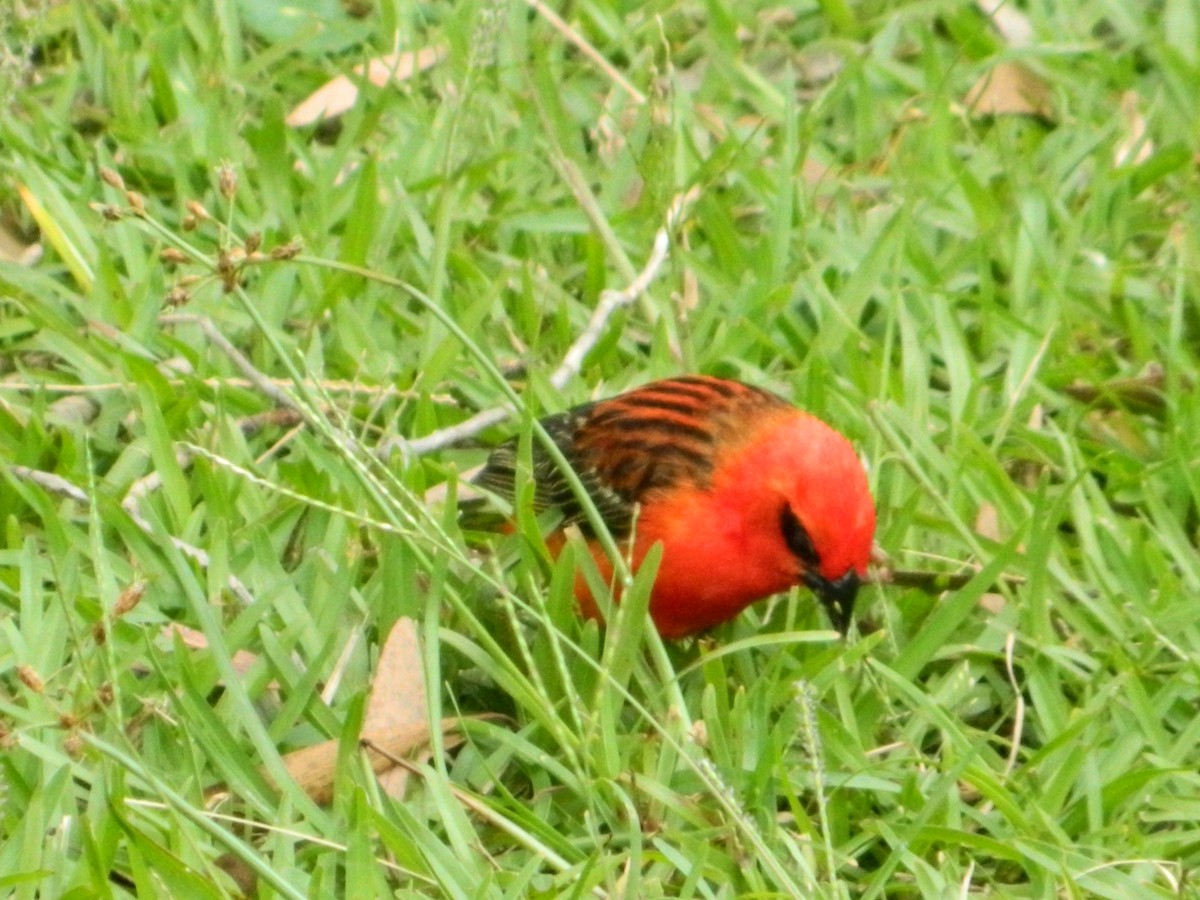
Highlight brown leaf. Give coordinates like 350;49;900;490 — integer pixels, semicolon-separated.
0;218;40;265
679;266;699;312
976;0;1033;47
286;46;447;127
1064;362;1168;415
279;719;460;806
978;593;1007;615
162;623;262;679
17;665;44;693
801;157;832;187
974;502;1002;542
213;853;258;896
1114;91;1153;167
113;581;147;617
1084;409;1152;456
1027;403;1045;431
201;617;507;806
363;617;428;799
46;394;99;426
965;61;1054;122
279;618;439;804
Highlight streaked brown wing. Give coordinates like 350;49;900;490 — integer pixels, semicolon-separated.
471;376;787;537
471;404;637;536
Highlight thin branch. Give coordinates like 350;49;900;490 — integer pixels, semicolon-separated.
1001;631;1024;780
159;313;299;410
396;405;516;457
115;315;312;545
873;566;1025;594
388;189;698;459
8;464;256;606
1062;361;1170;415
0;378;445;401
550;188;697;390
239;408;307;437
524;0;646;104
9;464;89;504
548;153;639;285
122;445;193;521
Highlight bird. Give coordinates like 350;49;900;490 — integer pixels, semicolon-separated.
467;375;876;638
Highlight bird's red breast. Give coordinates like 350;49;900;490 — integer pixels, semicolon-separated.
472;375;876;637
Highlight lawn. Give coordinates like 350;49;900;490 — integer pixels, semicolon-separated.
1;0;1199;897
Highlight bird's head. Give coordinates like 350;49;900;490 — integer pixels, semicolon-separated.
764;413;876;633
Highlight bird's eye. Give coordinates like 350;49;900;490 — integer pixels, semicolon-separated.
780;505;821;568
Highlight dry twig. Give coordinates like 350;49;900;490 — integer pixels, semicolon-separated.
1062;362;1169;415
0;377;441;400
874;566;1025;594
523;0;646;104
388;189;698;459
8;464;256;606
159;313;299;410
549;188;696;390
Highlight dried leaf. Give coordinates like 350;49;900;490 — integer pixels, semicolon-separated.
199;617;507;806
965;61;1054;122
423;465;484;506
1064;362;1168;414
278;618;433;804
213;854;258;896
1027;403;1045;431
1114;91;1153;167
795;47;846;88
280;720;445;806
974;502;1002;542
17;665;44;693
17;183;93;291
366;618;426;737
679;267;699;311
374;754;410;799
0;218;40;265
286;46;446;127
363;617;428;799
801;156;832;187
976;0;1033;47
46;394;99;426
978;593;1006;615
1084;409;1152;456
162;623;262;679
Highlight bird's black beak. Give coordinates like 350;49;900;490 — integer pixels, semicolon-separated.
806;569;860;635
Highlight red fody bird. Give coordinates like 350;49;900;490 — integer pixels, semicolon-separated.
472;376;876;638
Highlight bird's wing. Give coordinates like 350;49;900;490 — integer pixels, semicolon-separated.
471;376;789;538
470;376;796;540
470;404;638;537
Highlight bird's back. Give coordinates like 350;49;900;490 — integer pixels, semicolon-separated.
472;376;791;538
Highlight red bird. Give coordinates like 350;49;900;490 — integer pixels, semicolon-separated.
471;375;876;638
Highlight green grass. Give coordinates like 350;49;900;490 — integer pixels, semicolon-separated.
2;0;1199;896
